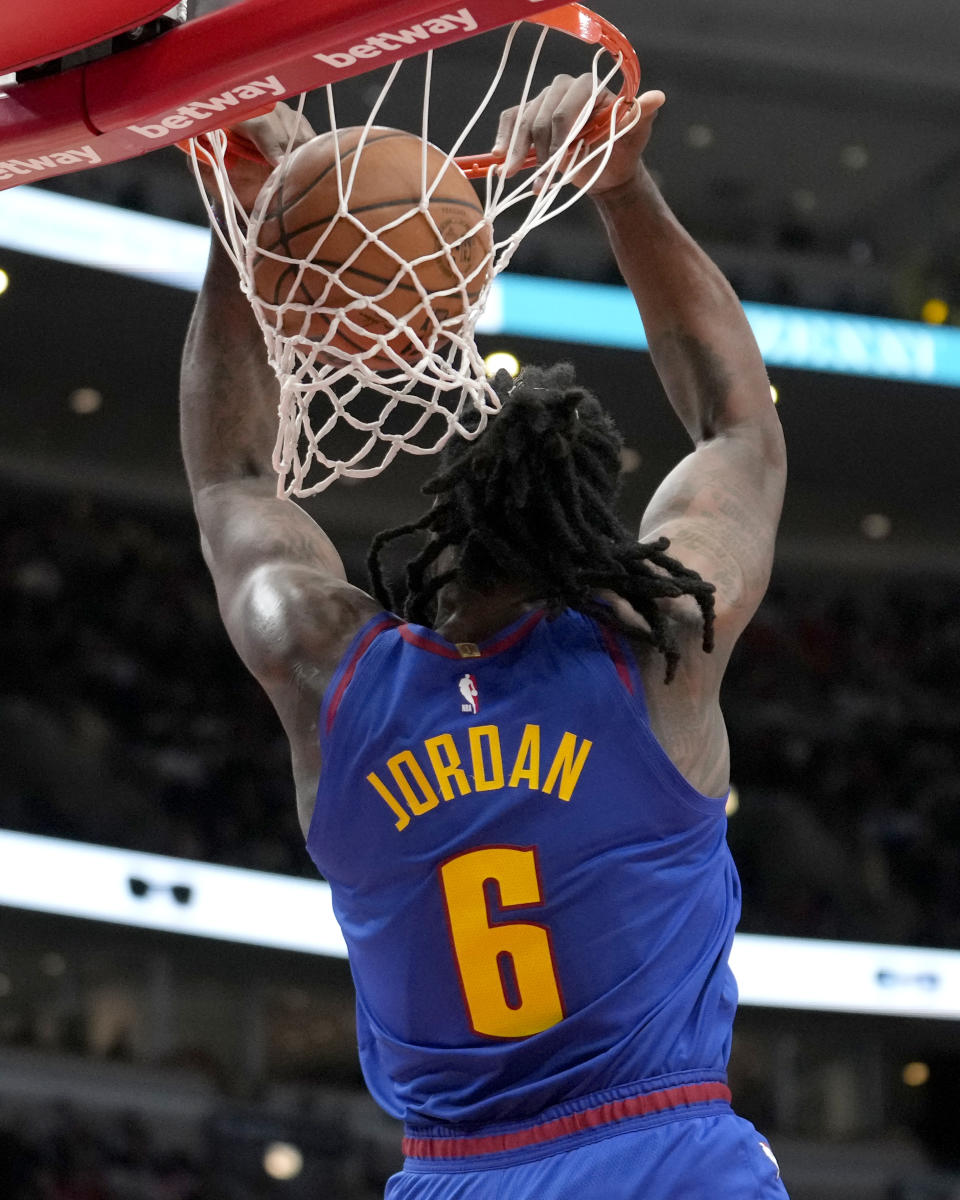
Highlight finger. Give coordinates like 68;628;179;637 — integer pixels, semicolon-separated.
529;73;580;164
636;89;666;121
501;92;548;176
492;104;520;157
540;74;606;157
276;101;317;150
232;102;316;165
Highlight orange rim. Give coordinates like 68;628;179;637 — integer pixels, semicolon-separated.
180;3;639;179
176;105;274;169
456;3;640;178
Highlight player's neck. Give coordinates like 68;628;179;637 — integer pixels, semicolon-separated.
433;583;541;645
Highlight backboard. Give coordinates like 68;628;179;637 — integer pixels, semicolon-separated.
0;0;569;190
1;1;179;74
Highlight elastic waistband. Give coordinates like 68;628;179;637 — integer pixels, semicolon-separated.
402;1080;732;1161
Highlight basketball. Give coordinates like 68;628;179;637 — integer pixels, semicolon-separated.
250;127;494;369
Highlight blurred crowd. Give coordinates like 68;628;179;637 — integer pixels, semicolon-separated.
0;490;308;879
0;1106;204;1200
1;487;958;947
723;573;960;948
0;1101;389;1200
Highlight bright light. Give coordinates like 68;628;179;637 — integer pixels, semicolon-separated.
0;268;8;295
69;387;103;414
791;189;817;214
725;787;740;817
263;1142;303;1180
10;829;960;1020
769;385;779;404
0;185;210;289
902;1061;930;1087
3;187;960;387
840;144;869;171
619;447;641;474
849;240;873;266
921;298;949;326
484;351;520;378
40;953;67;977
0;828;351;959
686;123;714;150
861;513;892;540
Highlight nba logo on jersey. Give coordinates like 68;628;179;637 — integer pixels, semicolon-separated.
458;673;479;714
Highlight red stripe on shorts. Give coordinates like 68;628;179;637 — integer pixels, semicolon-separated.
402;1081;732;1159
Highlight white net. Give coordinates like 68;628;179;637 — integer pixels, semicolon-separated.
188;16;640;497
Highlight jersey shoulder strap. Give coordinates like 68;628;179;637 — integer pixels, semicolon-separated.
320;611;400;738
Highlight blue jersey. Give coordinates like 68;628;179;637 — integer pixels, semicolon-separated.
306;607;740;1130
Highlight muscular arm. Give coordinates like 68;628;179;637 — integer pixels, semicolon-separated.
497;77;785;654
180;101;375;669
592;164;786;656
492;77;784;793
593;166;776;442
180;223;279;494
181;225;376;675
587;165;785;795
181;218;380;829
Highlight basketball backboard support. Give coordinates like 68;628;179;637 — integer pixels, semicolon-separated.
0;0;571;191
1;1;179;75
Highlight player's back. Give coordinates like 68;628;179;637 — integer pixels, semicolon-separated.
307;606;740;1130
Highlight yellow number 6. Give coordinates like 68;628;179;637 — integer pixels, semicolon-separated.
439;846;564;1039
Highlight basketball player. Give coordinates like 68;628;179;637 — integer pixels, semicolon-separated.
180;74;788;1198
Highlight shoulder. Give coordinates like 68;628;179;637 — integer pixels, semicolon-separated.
190;477;384;698
231;563;384;697
638;421;786;666
596;604;731;798
242;572;386;832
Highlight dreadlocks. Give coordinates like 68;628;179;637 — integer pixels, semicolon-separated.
366;363;716;682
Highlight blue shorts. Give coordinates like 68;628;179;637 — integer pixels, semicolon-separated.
387;1080;788;1199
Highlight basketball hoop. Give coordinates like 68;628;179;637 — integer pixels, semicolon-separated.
186;4;641;497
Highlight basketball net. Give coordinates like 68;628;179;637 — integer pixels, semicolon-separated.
187;8;640;497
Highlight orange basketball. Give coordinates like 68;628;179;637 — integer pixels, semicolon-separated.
251;127;493;369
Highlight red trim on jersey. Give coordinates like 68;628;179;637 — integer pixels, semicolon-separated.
397;626;464;659
325;615;398;734
402;1081;732;1159
599;623;634;695
479;609;545;655
398;610;545;659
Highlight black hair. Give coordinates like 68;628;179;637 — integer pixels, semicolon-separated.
366;363;715;682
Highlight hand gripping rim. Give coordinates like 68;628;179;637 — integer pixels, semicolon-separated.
181;3;640;176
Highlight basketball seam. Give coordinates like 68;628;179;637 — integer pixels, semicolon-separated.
257;198;486;261
252;128;490;344
307;259;484;298
267;130;409;219
303;194;486;225
272;172;297;306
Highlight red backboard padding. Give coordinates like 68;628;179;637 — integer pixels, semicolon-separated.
0;0;621;190
1;1;176;74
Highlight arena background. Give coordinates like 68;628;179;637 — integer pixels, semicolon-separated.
1;0;959;1196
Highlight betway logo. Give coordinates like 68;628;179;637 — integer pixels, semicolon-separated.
0;144;101;181
128;75;285;140
315;8;477;68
